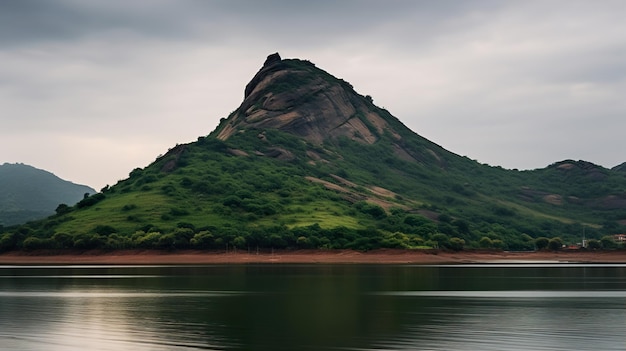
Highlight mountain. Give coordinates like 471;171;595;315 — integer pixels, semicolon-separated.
2;53;626;251
0;163;95;226
613;162;626;172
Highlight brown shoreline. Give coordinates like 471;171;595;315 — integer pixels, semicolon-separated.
2;249;626;265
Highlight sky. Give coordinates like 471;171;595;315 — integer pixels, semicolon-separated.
2;0;626;190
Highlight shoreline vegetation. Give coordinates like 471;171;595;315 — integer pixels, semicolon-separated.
2;249;626;265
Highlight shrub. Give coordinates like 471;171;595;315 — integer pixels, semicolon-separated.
223;196;242;208
76;193;106;208
93;225;117;236
404;215;429;227
55;204;72;216
121;204;137;211
355;202;387;219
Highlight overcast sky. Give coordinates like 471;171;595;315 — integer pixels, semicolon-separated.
2;0;626;190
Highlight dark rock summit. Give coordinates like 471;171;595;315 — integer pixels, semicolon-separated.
244;53;283;98
223;52;392;145
263;52;282;66
217;53;451;167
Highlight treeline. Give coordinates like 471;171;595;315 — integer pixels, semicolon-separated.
0;223;419;252
2;212;624;253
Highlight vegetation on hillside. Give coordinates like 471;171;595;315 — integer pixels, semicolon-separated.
2;128;625;253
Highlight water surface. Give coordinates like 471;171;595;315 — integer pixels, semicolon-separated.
1;264;626;350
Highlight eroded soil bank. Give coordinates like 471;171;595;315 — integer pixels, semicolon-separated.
2;249;626;265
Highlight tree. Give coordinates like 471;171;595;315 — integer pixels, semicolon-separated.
492;239;505;250
431;233;449;249
535;237;549;250
190;231;214;248
270;234;287;249
22;237;49;250
156;233;176;249
232;236;246;250
0;233;17;251
296;236;311;248
133;232;161;248
548;237;563;251
55;204;71;216
600;236;618;249
73;233;105;249
479;237;493;249
586;239;601;250
171;227;194;248
52;232;74;249
448;237;465;251
356;202;387;219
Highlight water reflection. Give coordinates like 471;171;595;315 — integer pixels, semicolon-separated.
365;296;626;351
2;264;626;350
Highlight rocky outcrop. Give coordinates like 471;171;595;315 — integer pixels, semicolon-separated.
552;160;608;181
159;145;187;172
217;53;398;147
244;52;282;99
212;53;458;172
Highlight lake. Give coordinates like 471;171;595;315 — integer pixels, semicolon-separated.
2;263;626;350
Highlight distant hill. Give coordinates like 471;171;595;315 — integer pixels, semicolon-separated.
613;162;626;172
0;163;95;226
2;53;626;252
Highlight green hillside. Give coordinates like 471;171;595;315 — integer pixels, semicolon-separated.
2;54;626;252
0;163;95;226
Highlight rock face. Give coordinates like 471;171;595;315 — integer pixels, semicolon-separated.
217;53;401;146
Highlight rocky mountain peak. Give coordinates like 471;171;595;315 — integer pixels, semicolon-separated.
244;52;283;99
217;53;402;146
263;52;282;67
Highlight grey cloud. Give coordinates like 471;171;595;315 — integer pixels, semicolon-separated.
0;0;206;46
0;0;502;47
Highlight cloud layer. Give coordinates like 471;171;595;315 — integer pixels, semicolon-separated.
2;0;625;189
